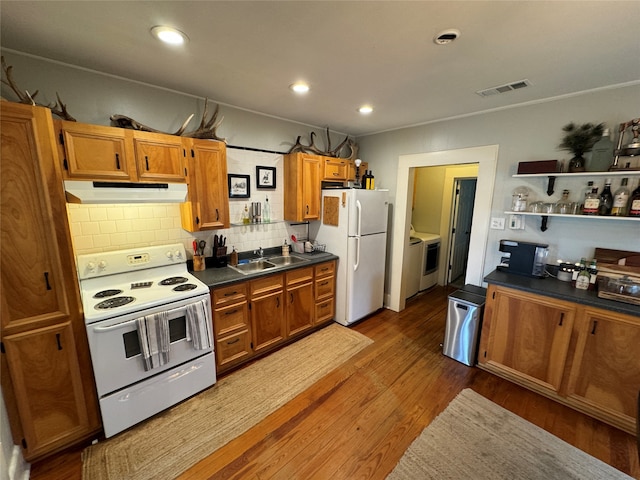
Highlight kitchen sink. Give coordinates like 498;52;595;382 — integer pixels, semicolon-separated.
267;255;309;266
228;259;277;275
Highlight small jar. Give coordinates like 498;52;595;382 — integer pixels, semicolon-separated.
511;186;529;212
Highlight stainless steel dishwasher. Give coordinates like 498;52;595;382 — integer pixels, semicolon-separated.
443;285;487;366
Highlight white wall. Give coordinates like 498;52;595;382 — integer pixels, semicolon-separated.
358;84;640;307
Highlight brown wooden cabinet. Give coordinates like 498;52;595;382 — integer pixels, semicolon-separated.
56;120;186;183
284;152;321;221
479;283;640;434
1;103;101;461
314;261;336;324
285;267;315;336
564;306;640;433
347;160;368;182
180;138;230;231
322;157;348;181
481;285;575;394
211;284;251;371
211;260;336;374
250;274;285;353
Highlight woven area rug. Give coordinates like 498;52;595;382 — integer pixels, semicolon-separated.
82;323;372;480
387;388;633;479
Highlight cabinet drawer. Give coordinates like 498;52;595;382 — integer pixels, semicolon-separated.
251;274;284;298
314;261;335;278
216;330;251;369
213;283;247;307
286;267;314;287
315;276;335;301
315;299;335;324
213;301;249;336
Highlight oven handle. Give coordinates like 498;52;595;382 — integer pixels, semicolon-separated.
90;299;210;333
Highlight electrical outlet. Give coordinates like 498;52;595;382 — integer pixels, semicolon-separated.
490;217;505;230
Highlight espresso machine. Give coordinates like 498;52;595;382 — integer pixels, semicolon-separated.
497;240;549;278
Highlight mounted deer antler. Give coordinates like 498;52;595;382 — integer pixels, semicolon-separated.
1;56;76;121
288;127;358;159
110;98;225;141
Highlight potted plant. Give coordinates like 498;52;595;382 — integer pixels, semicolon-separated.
558;122;604;172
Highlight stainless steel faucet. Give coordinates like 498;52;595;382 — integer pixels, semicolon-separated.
253;246;264;259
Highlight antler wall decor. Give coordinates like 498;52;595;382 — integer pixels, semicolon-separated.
288;127;358;159
110;98;225;142
1;56;76;121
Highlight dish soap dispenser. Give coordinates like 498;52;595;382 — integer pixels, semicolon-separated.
230;246;238;266
282;238;290;257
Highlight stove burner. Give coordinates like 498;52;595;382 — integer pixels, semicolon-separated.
159;276;188;286
95;296;135;309
93;289;123;299
173;284;198;292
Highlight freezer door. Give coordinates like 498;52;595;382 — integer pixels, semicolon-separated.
344;232;386;324
348;190;388;236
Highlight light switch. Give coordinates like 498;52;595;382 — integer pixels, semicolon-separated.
490;217;505;230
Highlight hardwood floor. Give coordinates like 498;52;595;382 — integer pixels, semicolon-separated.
30;286;639;479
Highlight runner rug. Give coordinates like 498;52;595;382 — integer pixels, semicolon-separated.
82;323;372;480
387;388;633;479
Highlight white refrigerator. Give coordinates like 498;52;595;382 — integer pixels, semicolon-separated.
310;189;389;326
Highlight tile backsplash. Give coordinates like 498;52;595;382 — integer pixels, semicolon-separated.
67;150;310;258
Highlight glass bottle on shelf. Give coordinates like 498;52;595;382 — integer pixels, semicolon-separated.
582;187;600;215
242;204;250;224
588;129;614;171
554;189;572;214
581;181;594;211
597;178;613;215
611;178;630;216
629;179;640;217
511;186;529;212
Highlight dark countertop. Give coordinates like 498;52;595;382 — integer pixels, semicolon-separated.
484;269;640;317
190;251;339;289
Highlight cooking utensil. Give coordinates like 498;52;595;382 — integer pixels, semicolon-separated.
192;240;197;255
198;240;206;255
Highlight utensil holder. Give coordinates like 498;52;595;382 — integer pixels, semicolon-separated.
193;255;206;271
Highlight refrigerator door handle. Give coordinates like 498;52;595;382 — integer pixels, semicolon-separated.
354;236;360;271
356;200;362;237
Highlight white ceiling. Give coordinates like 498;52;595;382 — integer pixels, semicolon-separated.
1;1;638;137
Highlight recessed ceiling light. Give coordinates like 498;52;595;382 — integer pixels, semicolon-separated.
358;105;373;114
290;82;310;94
151;26;188;45
433;29;460;45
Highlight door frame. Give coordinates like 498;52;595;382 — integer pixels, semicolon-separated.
388;145;498;312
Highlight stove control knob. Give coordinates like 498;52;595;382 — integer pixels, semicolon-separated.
98;260;107;270
86;261;96;272
174;250;182;259
166;251;174;259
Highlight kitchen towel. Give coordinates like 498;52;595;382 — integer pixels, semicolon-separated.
185;299;212;350
136;311;170;371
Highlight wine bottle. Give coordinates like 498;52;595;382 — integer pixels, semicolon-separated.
582;187;600;215
597;179;613;215
611;178;630;216
629;179;640;217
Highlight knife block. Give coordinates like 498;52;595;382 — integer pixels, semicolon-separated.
213;246;227;268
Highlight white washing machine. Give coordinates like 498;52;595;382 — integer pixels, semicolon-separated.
413;232;441;291
405;236;423;299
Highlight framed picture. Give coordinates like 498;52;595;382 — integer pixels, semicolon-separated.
228;174;250;198
256;166;276;189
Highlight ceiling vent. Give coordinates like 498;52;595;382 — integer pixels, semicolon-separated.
476;79;532;97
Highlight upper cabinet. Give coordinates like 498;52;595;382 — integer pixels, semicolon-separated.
180;138;230;231
56;121;186;183
322;157;348;181
284;152;321;221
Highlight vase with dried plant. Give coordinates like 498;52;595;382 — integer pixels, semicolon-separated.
558;122;604;172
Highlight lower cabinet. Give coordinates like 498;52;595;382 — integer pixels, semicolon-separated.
479;284;640;434
211;260;336;374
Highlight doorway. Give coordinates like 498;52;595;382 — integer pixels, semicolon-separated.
447;178;477;288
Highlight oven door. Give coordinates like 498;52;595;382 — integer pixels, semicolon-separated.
86;294;213;397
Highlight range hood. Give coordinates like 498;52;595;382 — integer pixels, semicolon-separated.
64;181;188;204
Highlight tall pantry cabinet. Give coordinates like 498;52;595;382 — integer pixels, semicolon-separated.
0;102;101;461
